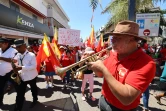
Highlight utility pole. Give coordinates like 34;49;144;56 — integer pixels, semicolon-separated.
128;0;136;21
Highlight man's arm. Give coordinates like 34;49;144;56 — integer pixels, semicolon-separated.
0;57;13;62
88;59;155;106
103;67;140;105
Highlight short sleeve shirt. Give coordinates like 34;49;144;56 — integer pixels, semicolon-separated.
44;58;54;72
0;47;17;76
102;48;156;110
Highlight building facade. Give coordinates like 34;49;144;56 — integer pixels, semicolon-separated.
44;0;70;37
0;0;69;45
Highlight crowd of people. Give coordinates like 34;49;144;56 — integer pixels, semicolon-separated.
0;20;166;111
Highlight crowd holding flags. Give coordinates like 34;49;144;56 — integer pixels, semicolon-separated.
36;25;110;79
36;34;61;75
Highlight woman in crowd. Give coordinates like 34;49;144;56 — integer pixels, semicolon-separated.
43;57;55;89
60;49;73;89
80;47;96;101
155;61;166;104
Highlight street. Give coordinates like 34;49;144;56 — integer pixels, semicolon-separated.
0;75;166;111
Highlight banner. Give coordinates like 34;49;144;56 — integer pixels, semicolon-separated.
58;28;81;46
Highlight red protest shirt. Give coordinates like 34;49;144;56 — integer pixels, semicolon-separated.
44;58;54;72
160;48;166;60
60;54;73;67
71;51;76;63
102;48;156;110
32;45;39;53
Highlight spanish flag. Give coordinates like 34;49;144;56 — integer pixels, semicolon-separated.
87;26;96;49
36;34;61;73
96;33;104;52
52;27;58;44
52;27;61;59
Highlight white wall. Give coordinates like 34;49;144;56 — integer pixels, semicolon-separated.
23;0;47;16
0;0;10;7
47;5;70;28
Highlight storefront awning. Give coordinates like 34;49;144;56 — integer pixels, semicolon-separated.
0;27;44;39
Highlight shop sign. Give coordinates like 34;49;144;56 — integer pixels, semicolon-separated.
17;15;34;28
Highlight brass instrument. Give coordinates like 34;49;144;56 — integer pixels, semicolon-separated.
55;46;112;76
11;59;21;85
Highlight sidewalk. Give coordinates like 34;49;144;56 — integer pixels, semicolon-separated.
0;75;166;111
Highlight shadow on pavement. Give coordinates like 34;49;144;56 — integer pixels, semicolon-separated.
94;80;102;87
138;104;166;111
38;85;63;98
86;96;99;107
1;97;76;111
30;97;76;111
0;103;15;111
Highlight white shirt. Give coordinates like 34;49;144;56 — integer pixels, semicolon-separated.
0;47;17;76
16;50;38;81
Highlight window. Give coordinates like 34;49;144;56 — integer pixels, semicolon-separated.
10;1;20;12
32;14;37;21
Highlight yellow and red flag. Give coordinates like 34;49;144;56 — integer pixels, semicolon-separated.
96;33;104;52
52;27;58;44
87;26;96;49
36;34;61;73
52;27;61;59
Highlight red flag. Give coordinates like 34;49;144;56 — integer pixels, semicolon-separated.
52;27;58;44
87;36;91;47
52;27;61;59
96;33;104;52
36;37;49;72
89;26;96;49
36;34;61;73
46;41;61;68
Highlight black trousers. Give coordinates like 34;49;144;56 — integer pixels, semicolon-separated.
99;95;137;111
0;71;14;103
15;77;38;111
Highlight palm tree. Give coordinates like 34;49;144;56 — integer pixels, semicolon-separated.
90;0;166;25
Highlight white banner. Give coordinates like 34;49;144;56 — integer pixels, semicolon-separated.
136;13;160;37
58;28;81;46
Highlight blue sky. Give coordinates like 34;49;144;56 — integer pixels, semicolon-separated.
58;0;166;41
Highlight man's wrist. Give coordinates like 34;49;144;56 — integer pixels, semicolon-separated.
102;66;111;77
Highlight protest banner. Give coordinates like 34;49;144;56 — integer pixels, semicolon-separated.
58;28;81;46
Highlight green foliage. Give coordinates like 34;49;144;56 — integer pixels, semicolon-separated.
90;0;166;26
90;0;98;10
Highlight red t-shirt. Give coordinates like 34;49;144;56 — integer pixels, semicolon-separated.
60;54;73;67
44;58;54;72
143;43;148;50
160;48;166;60
102;48;156;110
32;45;39;53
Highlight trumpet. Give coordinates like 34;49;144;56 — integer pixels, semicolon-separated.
11;59;21;85
55;46;112;76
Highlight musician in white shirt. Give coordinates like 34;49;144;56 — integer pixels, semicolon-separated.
13;39;38;111
0;37;17;107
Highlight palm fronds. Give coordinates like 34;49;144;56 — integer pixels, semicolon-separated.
90;0;98;10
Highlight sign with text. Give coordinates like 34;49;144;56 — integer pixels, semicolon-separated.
136;13;160;37
58;28;81;46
